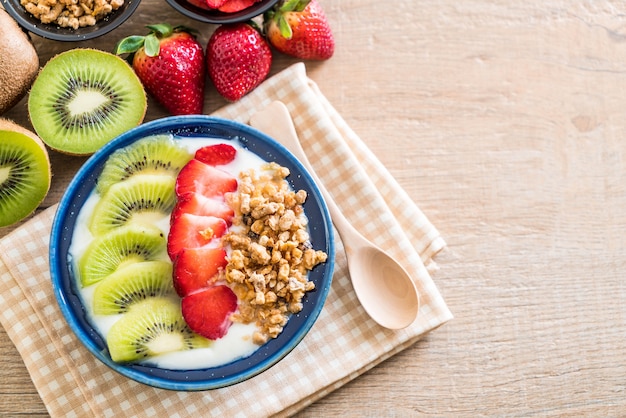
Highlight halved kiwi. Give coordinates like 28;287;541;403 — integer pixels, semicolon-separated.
96;134;193;195
78;223;166;287
0;119;51;227
28;48;147;156
92;260;174;315
89;173;177;235
106;297;211;363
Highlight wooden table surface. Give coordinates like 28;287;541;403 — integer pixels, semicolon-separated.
2;0;626;416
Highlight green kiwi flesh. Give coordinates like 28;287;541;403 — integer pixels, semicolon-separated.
0;120;51;227
92;260;174;315
89;174;177;235
28;49;147;155
106;297;211;363
78;223;166;287
96;134;193;195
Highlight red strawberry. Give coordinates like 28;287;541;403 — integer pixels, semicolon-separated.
186;0;212;10
175;159;238;198
218;0;258;12
181;285;238;340
206;23;272;102
206;0;227;7
264;0;334;60
115;24;205;115
171;192;234;223
195;143;237;166
173;247;227;297
167;213;228;259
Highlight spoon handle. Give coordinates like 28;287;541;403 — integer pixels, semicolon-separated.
249;101;361;248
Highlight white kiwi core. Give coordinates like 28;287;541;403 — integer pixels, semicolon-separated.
68;90;110;117
0;166;11;184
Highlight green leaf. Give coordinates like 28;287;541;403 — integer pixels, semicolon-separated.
278;15;293;39
294;0;309;12
144;33;161;57
114;36;145;55
146;23;173;38
280;0;303;12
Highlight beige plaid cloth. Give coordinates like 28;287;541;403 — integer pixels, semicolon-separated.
0;63;452;417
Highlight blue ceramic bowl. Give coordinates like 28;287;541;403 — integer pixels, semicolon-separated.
50;116;335;391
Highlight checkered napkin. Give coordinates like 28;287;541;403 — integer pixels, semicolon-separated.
0;63;452;417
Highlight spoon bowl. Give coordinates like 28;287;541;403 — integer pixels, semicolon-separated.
250;101;419;329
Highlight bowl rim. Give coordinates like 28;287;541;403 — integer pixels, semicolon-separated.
49;115;335;391
163;0;279;24
1;0;141;41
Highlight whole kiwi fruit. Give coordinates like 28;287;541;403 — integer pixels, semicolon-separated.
0;10;39;115
0;118;51;227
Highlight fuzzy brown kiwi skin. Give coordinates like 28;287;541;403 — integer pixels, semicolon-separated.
0;10;40;115
0;118;52;226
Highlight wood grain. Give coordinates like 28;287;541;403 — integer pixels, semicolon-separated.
2;0;626;416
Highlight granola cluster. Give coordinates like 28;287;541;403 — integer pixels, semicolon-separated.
21;0;123;29
223;162;328;345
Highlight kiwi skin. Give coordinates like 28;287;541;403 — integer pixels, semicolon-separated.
0;10;40;115
0;118;51;227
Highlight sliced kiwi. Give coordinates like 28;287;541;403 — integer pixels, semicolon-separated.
92;260;174;315
0;119;51;227
28;48;147;156
106;297;211;363
89;174;176;236
78;223;166;287
96;134;193;195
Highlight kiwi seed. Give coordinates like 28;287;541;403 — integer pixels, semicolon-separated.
96;134;193;195
78;223;166;287
92;260;174;315
28;48;147;156
106;297;211;363
0;119;51;227
89;174;177;235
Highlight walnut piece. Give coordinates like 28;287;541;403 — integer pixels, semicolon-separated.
224;162;328;344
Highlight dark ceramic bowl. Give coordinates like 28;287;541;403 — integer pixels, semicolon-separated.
49;115;335;390
1;0;140;41
164;0;278;24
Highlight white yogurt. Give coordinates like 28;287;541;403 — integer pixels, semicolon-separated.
69;136;271;370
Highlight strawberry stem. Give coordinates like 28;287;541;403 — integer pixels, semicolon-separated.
265;0;311;40
280;0;308;12
114;23;198;59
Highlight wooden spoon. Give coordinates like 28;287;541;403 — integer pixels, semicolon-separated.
250;101;419;329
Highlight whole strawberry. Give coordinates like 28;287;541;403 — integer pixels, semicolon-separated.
115;24;205;115
206;23;272;102
264;0;334;60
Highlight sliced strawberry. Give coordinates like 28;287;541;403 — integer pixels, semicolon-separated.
171;192;234;223
185;0;212;10
167;213;228;259
218;0;257;13
175;159;238;198
195;143;237;166
181;285;238;340
173;247;227;297
206;0;228;8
